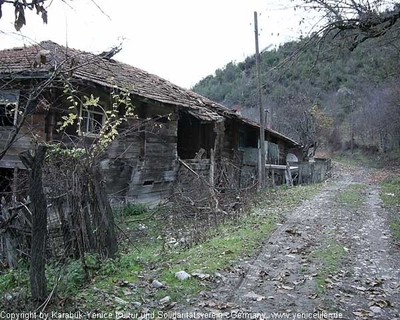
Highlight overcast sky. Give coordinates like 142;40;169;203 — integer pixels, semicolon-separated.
0;0;317;88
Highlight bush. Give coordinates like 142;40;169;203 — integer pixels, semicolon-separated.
0;268;29;292
119;203;148;217
47;259;85;295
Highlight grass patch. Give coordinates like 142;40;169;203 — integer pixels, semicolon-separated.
259;183;323;210
115;202;149;218
380;175;400;241
312;239;346;293
333;150;381;168
164;214;278;273
333;149;400;169
380;175;400;207
389;220;400;242
335;183;367;210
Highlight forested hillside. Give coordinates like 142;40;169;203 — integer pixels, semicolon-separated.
192;35;400;155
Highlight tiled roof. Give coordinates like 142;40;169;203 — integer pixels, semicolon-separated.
0;41;299;146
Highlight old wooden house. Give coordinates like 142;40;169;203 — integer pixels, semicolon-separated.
0;41;300;205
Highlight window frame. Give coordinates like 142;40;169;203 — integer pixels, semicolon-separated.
0;90;20;127
78;104;106;137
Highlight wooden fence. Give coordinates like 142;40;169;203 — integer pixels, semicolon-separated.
297;158;331;185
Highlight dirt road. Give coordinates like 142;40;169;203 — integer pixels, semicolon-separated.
180;164;400;319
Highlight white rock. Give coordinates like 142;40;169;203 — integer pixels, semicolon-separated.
243;291;265;301
152;279;164;288
175;271;191;281
159;296;171;304
115;297;128;305
370;306;382;314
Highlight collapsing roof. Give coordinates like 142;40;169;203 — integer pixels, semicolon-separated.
0;41;299;147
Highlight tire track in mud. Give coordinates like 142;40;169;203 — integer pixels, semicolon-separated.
180;164;400;319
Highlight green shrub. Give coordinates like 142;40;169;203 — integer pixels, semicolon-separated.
0;268;29;292
47;259;85;295
116;203;148;217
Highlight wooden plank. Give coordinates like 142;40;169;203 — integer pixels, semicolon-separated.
0;159;25;169
265;164;298;170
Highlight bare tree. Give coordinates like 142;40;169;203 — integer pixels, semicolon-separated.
0;0;48;30
300;0;400;50
0;0;106;31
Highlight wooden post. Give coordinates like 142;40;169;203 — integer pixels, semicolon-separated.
286;162;293;187
254;11;266;190
20;145;48;301
350;99;354;155
12;166;18;203
298;163;302;185
91;165;118;258
311;162;315;184
272;169;275;187
210;148;215;187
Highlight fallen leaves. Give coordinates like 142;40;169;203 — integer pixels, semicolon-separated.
369;299;392;308
278;284;294;291
198;301;237;309
353;309;374;318
308;293;318;299
285;228;302;236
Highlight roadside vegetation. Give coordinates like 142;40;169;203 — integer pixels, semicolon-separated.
334;150;400;243
312;239;347;293
335;183;367;210
0;183;323;312
333;150;400;169
380;176;400;242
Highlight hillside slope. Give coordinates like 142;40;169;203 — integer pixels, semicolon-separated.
192;35;400;153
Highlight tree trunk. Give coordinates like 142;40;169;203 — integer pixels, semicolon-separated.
20;145;48;301
91;166;117;258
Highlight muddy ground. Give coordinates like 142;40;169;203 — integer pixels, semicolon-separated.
176;164;400;319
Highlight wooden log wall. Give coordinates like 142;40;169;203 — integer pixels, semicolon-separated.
0;127;34;169
0;82;47;169
102;103;179;207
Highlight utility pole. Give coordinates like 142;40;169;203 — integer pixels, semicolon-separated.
254;11;266;190
350;99;354;155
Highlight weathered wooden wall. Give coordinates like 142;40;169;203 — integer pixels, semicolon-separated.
0;86;46;169
0;127;33;169
177;159;211;182
222;119;238;160
102;103;179;206
297;158;331;185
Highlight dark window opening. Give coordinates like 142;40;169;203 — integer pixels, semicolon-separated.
0;168;27;203
177;112;215;159
143;180;154;186
239;127;258;149
0;91;19;127
269;136;278;144
137;104;146;119
0;168;13;202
